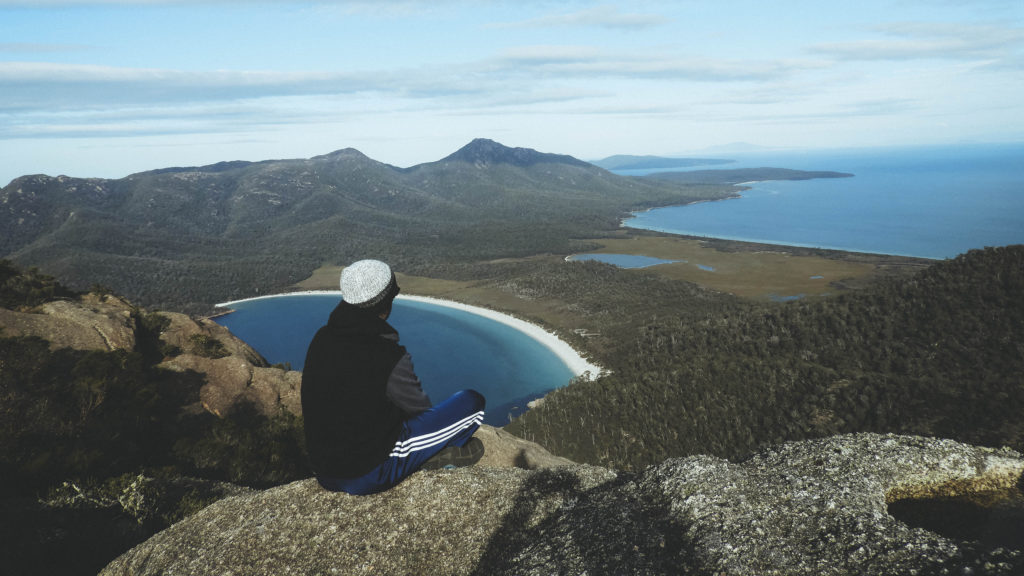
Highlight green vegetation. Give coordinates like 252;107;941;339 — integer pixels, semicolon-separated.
506;246;1024;470
0;140;735;315
0;262;307;575
187;333;230;358
0;259;77;310
562;233;927;300
0;332;307;492
307;245;1021;474
3;470;245;576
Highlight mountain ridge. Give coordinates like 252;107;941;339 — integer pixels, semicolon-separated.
437;138;595;169
1;139;731;313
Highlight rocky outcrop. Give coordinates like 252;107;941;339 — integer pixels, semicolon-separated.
0;293;136;351
474;424;575;470
101;434;1024;576
159;352;302;418
0;292;304;419
157;312;266;366
153;311;304;418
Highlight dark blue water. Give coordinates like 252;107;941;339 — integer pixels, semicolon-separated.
213;294;576;425
623;143;1024;259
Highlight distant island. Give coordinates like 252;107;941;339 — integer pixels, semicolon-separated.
590;155;734;171
588;155;854;185
644;167;854;185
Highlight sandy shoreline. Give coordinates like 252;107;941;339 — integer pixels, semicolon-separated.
215;291;604;381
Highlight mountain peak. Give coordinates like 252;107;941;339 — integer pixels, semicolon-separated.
312;148;372;162
442;138;590;168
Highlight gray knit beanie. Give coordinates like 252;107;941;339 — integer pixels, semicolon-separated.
340;259;399;308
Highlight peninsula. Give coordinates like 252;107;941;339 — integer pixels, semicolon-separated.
643;166;854;185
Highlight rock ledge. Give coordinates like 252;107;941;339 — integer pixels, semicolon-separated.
102;433;1024;576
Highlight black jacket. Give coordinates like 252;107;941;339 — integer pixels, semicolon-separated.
301;300;432;478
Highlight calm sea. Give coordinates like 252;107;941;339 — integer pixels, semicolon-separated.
622;143;1024;259
213;294;575;425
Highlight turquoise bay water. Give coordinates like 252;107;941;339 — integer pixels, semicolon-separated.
213;294;575;425
623;143;1024;259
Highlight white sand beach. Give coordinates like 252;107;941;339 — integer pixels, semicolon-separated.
215;291;604;380
398;295;604;380
216;290;343;308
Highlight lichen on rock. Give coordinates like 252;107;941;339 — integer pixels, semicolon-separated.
101;433;1024;576
0;293;137;351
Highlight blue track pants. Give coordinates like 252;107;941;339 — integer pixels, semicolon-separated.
316;389;485;495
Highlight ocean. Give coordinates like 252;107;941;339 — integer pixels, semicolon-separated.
213;294;576;425
622;143;1024;260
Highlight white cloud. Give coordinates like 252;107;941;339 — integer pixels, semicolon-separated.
0;61;494;113
491;46;824;82
0;42;96;53
811;22;1024;62
491;5;670;31
0;43;828;119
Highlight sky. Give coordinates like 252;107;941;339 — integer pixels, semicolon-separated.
1;0;1022;184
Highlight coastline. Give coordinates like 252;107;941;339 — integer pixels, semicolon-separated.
620;183;942;260
401;294;604;381
215;290;344;308
622;222;943;261
624;192;743;217
215;291;604;381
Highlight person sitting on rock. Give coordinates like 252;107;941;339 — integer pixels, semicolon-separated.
301;259;485;495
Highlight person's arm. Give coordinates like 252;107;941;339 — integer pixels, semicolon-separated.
386;352;433;415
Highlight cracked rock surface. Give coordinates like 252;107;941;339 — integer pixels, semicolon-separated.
101;433;1024;576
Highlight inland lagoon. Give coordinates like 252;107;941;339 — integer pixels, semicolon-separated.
566;253;719;273
566;253;679;268
214;292;601;425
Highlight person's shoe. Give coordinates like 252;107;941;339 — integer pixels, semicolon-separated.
420;437;485;470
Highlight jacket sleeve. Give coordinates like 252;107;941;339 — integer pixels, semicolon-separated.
386;352;433;416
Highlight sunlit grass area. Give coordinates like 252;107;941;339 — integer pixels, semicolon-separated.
292;233;929;343
297;233;911;307
294;256;585;334
572;235;884;300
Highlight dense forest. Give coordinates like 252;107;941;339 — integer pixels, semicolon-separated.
506;245;1024;470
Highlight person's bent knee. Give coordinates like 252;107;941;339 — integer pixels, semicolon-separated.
454;388;486;411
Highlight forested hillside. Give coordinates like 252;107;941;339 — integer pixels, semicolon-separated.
507;245;1024;470
0;139;733;314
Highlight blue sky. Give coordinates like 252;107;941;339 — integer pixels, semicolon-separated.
1;0;1022;183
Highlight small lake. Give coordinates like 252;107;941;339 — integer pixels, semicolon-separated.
214;293;577;425
567;253;679;268
567;253;722;273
